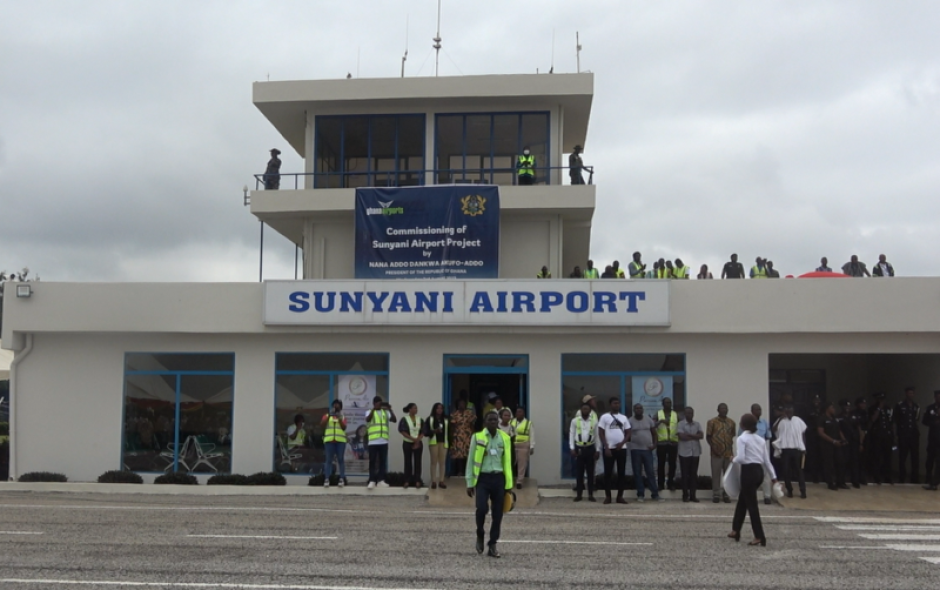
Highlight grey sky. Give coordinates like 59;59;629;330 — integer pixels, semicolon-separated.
2;1;939;281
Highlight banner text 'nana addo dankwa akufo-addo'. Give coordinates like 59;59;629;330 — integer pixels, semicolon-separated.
263;281;670;326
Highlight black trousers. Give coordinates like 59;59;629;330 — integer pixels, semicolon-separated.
780;449;806;495
518;175;534;185
926;444;940;487
657;444;678;490
679;456;700;499
732;463;766;540
897;434;920;483
367;444;388;483
821;443;846;488
602;448;627;499
574;446;596;496
868;436;893;484
402;442;423;485
845;440;863;486
475;473;505;546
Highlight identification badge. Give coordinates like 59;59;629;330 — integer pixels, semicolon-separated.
489;448;499;457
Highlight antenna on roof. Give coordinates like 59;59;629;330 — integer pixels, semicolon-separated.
401;15;409;77
433;0;442;77
576;31;582;73
550;29;555;74
357;46;361;78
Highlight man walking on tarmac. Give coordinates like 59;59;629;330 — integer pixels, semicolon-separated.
467;411;513;558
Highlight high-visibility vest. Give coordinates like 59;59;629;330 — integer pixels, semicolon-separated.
751;266;767;279
403;414;423;441
468;429;514;489
287;427;306;449
655;268;669;279
573;413;598;446
517;155;535;178
323;416;347;443
674;265;690;279
656;410;679;443
367;409;390;442
614;268;625;278
427;418;449;448
510;418;532;443
536;270;551;278
628;261;644;278
583;267;599;279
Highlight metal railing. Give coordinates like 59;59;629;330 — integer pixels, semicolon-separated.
252;166;594;191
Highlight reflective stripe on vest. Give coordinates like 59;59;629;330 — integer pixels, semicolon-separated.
510;418;531;443
656;409;678;443
287;427;306;448
323;416;347;443
583;268;599;279
574;413;598;446
468;429;514;489
536;271;551;278
517;155;535;177
404;414;423;441
367;410;389;441
751;266;767;278
427;418;449;448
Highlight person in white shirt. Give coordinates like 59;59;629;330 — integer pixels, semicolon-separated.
773;405;807;499
569;402;599;502
729;413;778;547
598;397;632;505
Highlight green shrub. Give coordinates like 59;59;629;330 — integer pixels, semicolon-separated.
98;470;143;484
246;471;286;486
384;471;406;487
207;474;249;486
154;472;198;485
18;471;67;483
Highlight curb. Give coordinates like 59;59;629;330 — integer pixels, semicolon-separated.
0;482;429;497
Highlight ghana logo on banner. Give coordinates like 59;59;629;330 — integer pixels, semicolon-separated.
355;185;500;279
461;194;486;217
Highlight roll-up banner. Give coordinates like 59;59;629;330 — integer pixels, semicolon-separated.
354;185;500;279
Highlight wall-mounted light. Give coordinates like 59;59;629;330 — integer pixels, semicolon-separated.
15;284;31;298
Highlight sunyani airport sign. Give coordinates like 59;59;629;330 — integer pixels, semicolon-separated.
264;280;669;326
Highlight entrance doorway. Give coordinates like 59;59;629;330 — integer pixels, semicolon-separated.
443;355;529;424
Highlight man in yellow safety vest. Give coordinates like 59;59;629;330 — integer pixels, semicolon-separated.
320;400;347;487
466;411;513;558
673;258;691;279
510;407;534;489
583;260;600;279
657;397;679;492
750;257;768;278
536;266;551;279
516;147;535;186
366;395;397;489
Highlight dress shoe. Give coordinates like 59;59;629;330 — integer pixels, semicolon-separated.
785;490;793;498
603;497;612;505
713;497;720;504
748;538;766;547
439;482;447;489
764;498;771;505
690;497;700;503
573;495;583;502
728;531;740;542
487;545;501;558
516;483;522;490
588;496;597;502
616;498;628;504
827;484;838;491
924;485;939;491
800;492;807;499
476;536;484;554
682;497;690;503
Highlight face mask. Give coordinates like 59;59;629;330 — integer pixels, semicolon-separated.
523;150;530;155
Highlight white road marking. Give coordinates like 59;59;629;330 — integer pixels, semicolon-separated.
921;557;940;564
859;534;940;541
0;531;43;535
884;544;940;552
187;535;337;540
819;545;895;550
815;517;940;524
500;540;652;545
0;580;438;590
836;525;940;531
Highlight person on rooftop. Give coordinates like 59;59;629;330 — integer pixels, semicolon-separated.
674;258;691;279
722;254;745;279
766;261;779;278
569;265;583;278
816;257;832;272
628;252;646;279
872;254;895;277
842;255;870;277
601;265;616;279
536;266;551;279
697;264;713;279
583;260;600;279
750;257;768;279
611;260;626;278
568;145;591;185
263;148;281;190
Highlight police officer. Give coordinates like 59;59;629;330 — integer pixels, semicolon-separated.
923;390;940;491
840;399;864;488
818;401;849;490
894;386;921;483
852;397;870;485
466;411;513;558
867;392;894;485
516;146;535;185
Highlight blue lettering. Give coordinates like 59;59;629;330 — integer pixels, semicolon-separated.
496;291;508;313
511;291;536;313
539;291;564;312
313;292;336;312
388;291;412;312
469;292;494;313
366;291;390;312
414;292;438;312
566;291;589;313
340;292;363;312
592;291;616;313
288;291;310;312
619;291;646;313
442;292;455;313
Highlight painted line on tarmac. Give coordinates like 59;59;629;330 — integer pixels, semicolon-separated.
188;535;338;540
921;557;940;564
836;525;940;531
819;545;895;550
884;544;940;552
0;580;439;590
0;531;43;535
815;517;940;524
501;540;652;545
859;534;940;541
0;504;362;514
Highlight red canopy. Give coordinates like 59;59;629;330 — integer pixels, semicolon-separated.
798;271;850;278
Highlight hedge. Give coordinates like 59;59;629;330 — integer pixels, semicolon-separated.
98;470;143;484
18;471;67;483
154;472;198;485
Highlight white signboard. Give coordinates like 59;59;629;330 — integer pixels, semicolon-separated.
264;280;669;326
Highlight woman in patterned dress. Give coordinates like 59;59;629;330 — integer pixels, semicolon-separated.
449;397;477;476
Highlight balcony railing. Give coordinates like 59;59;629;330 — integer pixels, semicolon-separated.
252;166;594;191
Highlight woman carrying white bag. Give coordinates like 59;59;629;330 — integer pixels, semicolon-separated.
726;413;778;547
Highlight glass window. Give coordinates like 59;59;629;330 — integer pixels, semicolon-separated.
560;353;686;479
436;115;462;184
315;115;425;188
274;353;389;476
122;353;234;474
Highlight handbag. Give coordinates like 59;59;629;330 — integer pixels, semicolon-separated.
722;463;741;499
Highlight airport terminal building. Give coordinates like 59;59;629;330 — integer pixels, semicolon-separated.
3;73;940;484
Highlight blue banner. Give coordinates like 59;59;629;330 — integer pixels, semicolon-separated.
354;186;500;279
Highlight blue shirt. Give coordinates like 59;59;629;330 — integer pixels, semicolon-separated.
739;418;771;441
